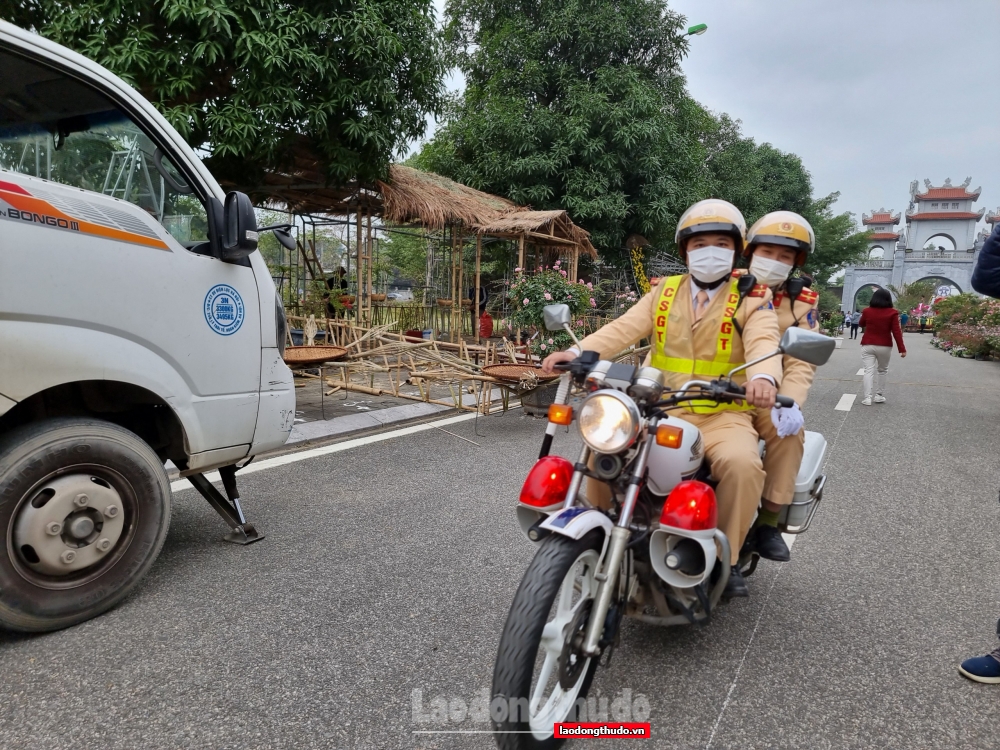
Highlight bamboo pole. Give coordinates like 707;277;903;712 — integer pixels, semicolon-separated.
366;210;373;325
356;210;363;326
457;233;464;341
475;234;482;344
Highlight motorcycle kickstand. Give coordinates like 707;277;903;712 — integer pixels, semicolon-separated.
188;465;264;545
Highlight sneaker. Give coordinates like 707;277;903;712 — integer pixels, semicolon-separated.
873;395;886;403
748;524;790;562
861;397;872;406
959;648;1000;683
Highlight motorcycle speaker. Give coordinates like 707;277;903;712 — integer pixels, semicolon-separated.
649;529;717;589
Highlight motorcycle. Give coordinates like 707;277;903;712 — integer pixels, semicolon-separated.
491;304;835;749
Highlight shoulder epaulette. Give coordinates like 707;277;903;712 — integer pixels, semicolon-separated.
748;283;769;298
797;288;819;304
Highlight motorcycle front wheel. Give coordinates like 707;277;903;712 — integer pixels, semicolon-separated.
492;530;604;750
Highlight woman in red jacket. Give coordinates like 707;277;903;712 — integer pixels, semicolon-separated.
858;288;906;405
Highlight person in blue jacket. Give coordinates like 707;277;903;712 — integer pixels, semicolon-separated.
972;222;1000;298
959;221;1000;682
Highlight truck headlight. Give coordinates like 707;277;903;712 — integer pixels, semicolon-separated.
577;390;640;454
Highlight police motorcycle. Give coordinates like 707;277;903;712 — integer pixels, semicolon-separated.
491;304;835;749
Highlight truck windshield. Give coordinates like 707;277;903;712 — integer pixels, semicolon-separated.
0;48;209;246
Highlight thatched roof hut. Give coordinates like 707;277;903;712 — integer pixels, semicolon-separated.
474;210;597;259
377;165;517;229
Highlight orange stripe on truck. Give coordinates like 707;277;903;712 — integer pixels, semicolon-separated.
0;182;170;251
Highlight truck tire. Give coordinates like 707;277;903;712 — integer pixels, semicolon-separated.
0;417;171;632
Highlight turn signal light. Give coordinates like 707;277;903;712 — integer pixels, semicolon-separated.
660;480;717;531
655;424;684;449
520;456;574;508
548;404;574;425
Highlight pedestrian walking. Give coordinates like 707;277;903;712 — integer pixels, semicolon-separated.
858;289;905;406
919;314;927;334
849;310;861;339
959;220;1000;682
900;311;909;327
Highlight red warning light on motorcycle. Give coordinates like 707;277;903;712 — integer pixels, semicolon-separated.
659;480;717;531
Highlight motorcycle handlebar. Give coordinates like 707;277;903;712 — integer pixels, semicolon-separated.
725;383;795;409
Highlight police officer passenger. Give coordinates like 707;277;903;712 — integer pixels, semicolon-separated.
740;212;820;562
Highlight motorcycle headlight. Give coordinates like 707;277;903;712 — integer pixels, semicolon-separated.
577;390;641;454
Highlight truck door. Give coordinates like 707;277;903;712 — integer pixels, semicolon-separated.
0;48;260;453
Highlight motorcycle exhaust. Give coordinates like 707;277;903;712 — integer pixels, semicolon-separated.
649;529;717;589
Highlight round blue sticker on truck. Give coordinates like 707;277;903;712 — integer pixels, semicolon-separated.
204;285;245;335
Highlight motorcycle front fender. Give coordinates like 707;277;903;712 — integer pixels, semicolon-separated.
539;507;613;541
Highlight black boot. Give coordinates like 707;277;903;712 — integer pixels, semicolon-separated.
748;524;790;562
723;565;749;598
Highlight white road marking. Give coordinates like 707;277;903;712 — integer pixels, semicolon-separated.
834;394;857;411
705;558;785;749
782;532;796;550
856;368;864;375
170;411;481;493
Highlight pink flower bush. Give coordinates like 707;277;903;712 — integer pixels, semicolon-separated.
544;292;552;300
523;298;530;306
590;298;597;308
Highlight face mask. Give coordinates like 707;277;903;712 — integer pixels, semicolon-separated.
749;255;794;287
686;245;735;283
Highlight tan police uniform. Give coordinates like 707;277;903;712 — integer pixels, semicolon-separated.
576;272;782;564
752;285;820;505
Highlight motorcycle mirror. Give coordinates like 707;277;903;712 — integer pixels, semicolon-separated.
543;304;571;332
272;228;297;252
779;328;836;365
259;224;297;252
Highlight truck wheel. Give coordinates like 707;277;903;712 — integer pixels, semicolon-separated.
0;418;171;632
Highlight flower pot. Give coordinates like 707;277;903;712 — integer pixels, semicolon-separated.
370;293;387;302
436;298;453;308
520;382;561;418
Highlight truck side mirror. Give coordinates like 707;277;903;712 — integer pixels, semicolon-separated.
221;191;259;261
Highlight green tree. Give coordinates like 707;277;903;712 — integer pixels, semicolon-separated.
801;192;870;285
382;226;432;284
854;286;875;310
415;0;708;260
888;281;936;316
698;110;812;226
4;0;446;189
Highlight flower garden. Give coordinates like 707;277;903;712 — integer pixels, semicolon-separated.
929;294;1000;360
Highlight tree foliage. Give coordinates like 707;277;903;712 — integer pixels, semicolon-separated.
888;281;936;316
801;192;870;286
698;111;812;226
3;0;446;187
414;0;709;259
416;0;828;264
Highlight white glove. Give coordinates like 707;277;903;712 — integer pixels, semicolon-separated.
770;402;804;438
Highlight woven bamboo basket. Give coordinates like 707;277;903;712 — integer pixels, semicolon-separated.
436;298;454;308
370;293;387;302
481;364;558;382
283;346;348;366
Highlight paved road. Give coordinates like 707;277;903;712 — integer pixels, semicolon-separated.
3;332;1000;749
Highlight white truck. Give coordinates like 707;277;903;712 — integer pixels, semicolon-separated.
0;21;296;632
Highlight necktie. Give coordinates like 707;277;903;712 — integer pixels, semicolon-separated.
694;289;710;322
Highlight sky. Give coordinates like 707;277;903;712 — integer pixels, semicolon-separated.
424;0;1000;240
